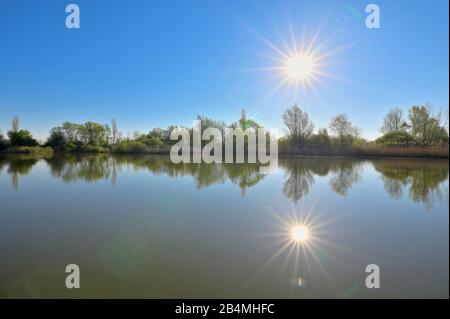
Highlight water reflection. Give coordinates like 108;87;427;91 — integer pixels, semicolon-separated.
280;160;315;203
0;154;448;298
0;154;48;190
279;158;363;201
43;154;265;195
373;159;449;209
1;154;448;206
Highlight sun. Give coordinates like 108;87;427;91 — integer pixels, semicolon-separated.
290;224;310;243
284;53;316;82
247;21;348;100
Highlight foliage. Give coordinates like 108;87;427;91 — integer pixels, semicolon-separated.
47;121;112;148
282;104;314;145
3;146;53;155
11;115;19;133
65;144;109;153
408;105;448;145
46;128;66;149
309;128;331;147
0;132;8;151
235;109;260;131
381;107;407;134
7;129;39;146
376;131;416;145
111;140;151;153
196;115;226;134
329;114;360;145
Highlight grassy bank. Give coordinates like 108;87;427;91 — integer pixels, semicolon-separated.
1;146;54;156
278;144;449;158
63;144;110;153
2;144;447;159
111;141;171;154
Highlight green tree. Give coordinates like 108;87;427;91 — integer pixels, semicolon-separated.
8;129;39;146
0;131;7;150
61;122;82;144
376;131;416;145
46;127;66;149
310;128;331;147
82;122;108;145
408;105;448;145
282;104;314;145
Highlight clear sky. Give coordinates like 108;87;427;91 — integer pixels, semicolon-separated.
0;0;448;141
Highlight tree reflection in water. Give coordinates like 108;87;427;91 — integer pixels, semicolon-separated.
43;154;265;195
0;154;48;190
373;159;449;209
280;158;363;201
1;154;448;207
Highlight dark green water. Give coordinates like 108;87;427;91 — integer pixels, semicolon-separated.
0;154;448;298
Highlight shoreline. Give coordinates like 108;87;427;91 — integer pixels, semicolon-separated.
1;147;448;160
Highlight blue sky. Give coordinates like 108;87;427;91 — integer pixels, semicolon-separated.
0;0;448;141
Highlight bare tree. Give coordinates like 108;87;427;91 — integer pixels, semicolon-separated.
282;104;314;144
11;115;19;133
329;113;360;144
381;107;404;133
111;118;118;145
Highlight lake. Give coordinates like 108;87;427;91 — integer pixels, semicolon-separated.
0;154;448;298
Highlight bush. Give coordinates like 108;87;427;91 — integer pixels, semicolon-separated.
309;129;331;148
111;141;150;153
65;143;109;153
376;131;416;145
3;146;54;155
8;130;39;146
46;129;66;149
0;133;7;151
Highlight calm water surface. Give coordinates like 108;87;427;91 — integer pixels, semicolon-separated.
0;154;448;298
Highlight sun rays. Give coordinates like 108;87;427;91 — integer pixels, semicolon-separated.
245;20;349;102
243;200;356;296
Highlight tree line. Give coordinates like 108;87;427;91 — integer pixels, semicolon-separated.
281;104;448;147
0;105;448;153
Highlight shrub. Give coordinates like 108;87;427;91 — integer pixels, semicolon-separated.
111;141;150;153
3;146;54;156
65;143;109;153
376;131;416;145
46;129;66;149
0;133;7;151
7;130;39;146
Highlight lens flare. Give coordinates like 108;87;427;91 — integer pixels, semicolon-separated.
290;224;310;242
284;54;316;82
245;20;349;101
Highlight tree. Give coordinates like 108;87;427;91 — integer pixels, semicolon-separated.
239;109;247;130
111;119;118;145
81;122;108;145
381;107;406;133
408;105;448;145
329;114;360;145
231;110;259;131
61;122;82;144
376;131;416;145
310;128;331;147
46;127;66;148
0;131;7;151
7;129;39;146
11;115;19;133
282;104;314;145
196;115;226;135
